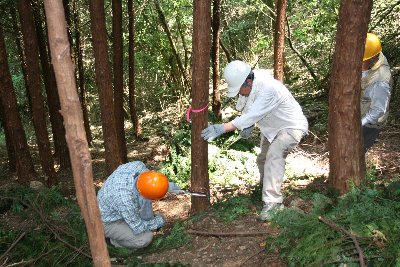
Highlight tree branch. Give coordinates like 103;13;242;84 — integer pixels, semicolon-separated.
187;229;269;237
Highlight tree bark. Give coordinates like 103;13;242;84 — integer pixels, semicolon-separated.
32;0;71;170
191;0;211;214
72;0;92;146
88;0;123;174
127;0;142;139
112;0;127;162
0;25;37;185
211;0;222;120
328;0;373;194
0;106;16;172
43;1;111;266
273;0;287;82
18;0;58;186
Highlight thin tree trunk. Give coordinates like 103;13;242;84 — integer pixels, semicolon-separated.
88;0;123;174
72;0;92;146
0;106;16;172
191;0;211;214
328;0;373;194
0;25;37;185
211;0;222;120
112;0;127;162
32;0;71;170
43;1;111;266
273;0;287;82
18;0;58;186
154;0;190;90
127;0;142;139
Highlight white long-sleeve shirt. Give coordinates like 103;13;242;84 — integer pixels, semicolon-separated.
361;80;391;126
232;70;308;142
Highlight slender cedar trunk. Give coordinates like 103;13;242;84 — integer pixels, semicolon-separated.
219;39;232;63
191;0;211;214
18;0;57;186
328;0;373;194
72;1;92;146
112;0;127;162
32;1;71;170
43;2;111;265
88;0;123;174
154;0;190;90
211;0;222;120
0;26;37;185
127;0;142;139
273;0;287;82
10;6;31;114
0;102;16;172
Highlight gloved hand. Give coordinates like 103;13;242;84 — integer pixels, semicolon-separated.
201;124;225;142
168;182;184;194
240;125;254;139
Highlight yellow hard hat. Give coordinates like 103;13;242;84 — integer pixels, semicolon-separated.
363;33;382;61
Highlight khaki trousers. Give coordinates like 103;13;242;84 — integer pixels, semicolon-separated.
103;220;153;248
256;129;305;203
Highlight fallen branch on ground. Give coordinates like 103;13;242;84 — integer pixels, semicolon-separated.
186;229;269;237
318;216;365;267
0;232;26;264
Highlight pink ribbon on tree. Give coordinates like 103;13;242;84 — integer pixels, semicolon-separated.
186;104;208;122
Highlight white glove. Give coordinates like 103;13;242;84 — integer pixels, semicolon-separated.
240;125;254;139
201;124;225;142
168;182;184;194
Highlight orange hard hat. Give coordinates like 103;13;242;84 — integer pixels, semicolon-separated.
137;171;169;200
363;33;382;61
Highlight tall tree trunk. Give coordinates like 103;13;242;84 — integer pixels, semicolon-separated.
328;0;373;194
18;0;58;186
88;0;123;174
273;0;287;82
154;0;190;90
127;0;142;139
0;107;16;172
0;25;37;185
112;0;127;162
211;0;222;120
32;0;71;170
191;0;211;214
72;0;92;146
43;1;111;266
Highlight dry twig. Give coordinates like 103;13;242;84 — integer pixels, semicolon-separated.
318;216;365;267
187;229;269;237
0;232;26;264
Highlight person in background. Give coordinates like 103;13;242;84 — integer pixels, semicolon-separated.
201;60;308;221
361;33;392;151
97;161;183;248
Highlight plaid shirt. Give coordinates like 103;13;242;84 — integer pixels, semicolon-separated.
97;161;165;234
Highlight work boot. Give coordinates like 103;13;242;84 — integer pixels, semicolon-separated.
258;202;284;221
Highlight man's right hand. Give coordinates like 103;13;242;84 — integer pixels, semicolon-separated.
201;124;225;142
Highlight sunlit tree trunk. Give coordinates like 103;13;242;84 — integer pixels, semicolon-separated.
18;0;58;186
273;0;287;82
211;0;222;120
127;0;142;139
191;0;211;214
328;0;373;194
43;1;111;266
0;25;37;185
72;1;92;146
32;1;71;170
89;0;123;174
112;0;127;162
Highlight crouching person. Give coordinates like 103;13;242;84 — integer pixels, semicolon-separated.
97;161;182;248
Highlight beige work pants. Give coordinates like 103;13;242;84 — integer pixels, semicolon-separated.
103;220;153;248
256;129;305;203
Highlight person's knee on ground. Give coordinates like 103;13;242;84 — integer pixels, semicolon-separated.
109;231;153;248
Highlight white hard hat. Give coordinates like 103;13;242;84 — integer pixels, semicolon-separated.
223;60;251;97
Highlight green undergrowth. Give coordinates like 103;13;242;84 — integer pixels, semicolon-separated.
0;184;192;266
268;183;400;267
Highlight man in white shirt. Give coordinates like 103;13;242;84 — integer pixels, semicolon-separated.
201;60;308;221
361;33;392;151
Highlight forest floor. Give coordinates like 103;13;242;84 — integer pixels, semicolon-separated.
0;122;399;266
